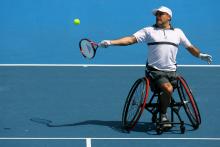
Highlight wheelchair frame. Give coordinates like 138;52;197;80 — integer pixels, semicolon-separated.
122;76;201;134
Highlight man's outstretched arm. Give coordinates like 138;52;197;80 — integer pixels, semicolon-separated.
99;36;137;48
187;45;212;64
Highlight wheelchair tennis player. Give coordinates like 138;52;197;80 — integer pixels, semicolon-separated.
99;6;212;129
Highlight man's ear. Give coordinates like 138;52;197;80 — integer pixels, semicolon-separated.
168;16;171;21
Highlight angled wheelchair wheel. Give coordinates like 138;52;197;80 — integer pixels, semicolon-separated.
177;76;201;129
122;77;150;131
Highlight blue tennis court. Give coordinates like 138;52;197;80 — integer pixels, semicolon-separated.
1;0;220;146
0;65;220;146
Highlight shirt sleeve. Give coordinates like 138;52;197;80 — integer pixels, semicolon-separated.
176;28;192;48
133;28;148;43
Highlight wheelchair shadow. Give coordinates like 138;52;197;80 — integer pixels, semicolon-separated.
30;118;195;135
30;118;155;133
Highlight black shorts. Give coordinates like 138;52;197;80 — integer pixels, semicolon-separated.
146;66;178;89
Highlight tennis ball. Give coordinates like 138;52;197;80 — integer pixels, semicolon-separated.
74;18;80;25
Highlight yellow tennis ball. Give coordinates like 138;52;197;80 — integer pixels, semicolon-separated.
74;18;80;25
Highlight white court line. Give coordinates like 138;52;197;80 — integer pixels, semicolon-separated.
0;137;219;140
86;138;92;147
0;64;144;67
0;64;220;67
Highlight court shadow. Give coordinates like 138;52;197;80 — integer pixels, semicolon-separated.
30;118;155;134
62;120;156;133
30;118;194;134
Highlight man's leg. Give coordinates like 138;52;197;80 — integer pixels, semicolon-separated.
158;82;173;128
159;82;173;114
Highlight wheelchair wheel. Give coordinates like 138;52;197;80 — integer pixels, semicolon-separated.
177;76;201;129
122;77;149;130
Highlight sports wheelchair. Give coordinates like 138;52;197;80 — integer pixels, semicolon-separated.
122;70;201;134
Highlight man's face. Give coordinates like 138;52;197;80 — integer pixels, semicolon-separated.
155;11;171;26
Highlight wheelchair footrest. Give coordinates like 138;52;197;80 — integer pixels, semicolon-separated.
155;120;185;134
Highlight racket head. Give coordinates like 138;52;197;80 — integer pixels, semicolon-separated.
79;38;98;59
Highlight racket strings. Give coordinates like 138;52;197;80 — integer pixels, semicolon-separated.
80;40;95;59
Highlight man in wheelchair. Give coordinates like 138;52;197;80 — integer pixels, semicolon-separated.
99;6;212;131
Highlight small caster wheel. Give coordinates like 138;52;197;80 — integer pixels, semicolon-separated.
152;114;157;123
180;125;185;134
156;125;163;135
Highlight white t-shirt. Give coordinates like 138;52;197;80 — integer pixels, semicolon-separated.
133;26;192;71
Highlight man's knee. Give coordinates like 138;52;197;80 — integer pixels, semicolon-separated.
160;83;173;95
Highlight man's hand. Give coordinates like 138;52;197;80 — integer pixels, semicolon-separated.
199;53;212;64
99;40;111;48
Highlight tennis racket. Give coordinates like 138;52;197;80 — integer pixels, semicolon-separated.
79;38;99;59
